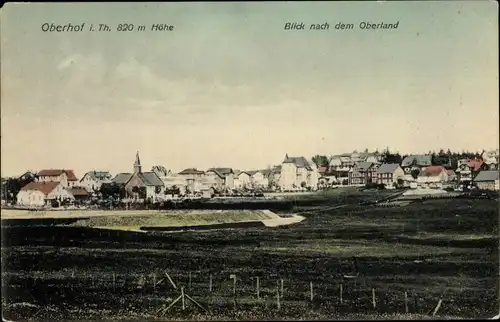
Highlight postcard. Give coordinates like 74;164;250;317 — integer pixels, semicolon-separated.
1;1;498;321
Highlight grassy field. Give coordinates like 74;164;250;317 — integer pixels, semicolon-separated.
1;189;498;320
69;210;276;231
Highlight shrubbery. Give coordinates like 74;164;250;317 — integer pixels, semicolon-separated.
365;182;386;190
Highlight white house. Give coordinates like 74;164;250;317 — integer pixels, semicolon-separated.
37;169;79;188
328;155;352;178
416;165;449;188
205;168;235;191
481;149;499;166
177;168;206;192
234;171;252;189
79;171;112;192
17;181;74;207
279;155;319;191
249;170;269;189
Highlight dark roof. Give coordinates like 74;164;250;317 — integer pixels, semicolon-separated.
354;162;374;172
474;170;499;182
69;187;90;197
272;165;282;173
178;168;205;175
139;172;164;186
282;156;312;171
83;171;112;181
37;169;78;181
376;163;401;174
207;168;233;178
112;172;164;186
112;173;133;184
401;155;432;167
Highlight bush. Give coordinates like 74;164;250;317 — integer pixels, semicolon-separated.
365;182;386;190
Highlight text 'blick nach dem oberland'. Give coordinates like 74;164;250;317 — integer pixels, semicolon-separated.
284;21;400;31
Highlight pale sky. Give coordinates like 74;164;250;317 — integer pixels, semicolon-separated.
1;2;498;177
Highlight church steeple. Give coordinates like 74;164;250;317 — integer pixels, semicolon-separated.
134;151;142;173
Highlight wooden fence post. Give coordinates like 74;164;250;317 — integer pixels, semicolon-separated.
280;279;284;298
113;273;116;292
256;277;260;299
152;273;156;292
340;283;343;304
209;274;212;292
404;291;408;313
432;299;443;316
230;274;237;308
276;286;281;310
181;287;185;310
372;288;376;309
310;281;314;302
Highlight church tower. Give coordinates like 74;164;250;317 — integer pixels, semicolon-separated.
134;151;142;173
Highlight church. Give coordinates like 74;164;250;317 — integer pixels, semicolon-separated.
112;152;165;201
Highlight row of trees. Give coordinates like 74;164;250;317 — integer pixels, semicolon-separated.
311;148;485;170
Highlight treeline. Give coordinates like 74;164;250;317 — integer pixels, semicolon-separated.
311;148;484;169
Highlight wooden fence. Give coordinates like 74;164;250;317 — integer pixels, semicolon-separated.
11;270;449;318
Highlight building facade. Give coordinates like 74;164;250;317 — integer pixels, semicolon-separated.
37;169;79;188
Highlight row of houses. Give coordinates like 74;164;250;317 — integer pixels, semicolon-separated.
324;151;499;190
9;149;500;207
13;152;321;206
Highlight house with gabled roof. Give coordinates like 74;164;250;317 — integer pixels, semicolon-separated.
279;154;319;191
234;170;251;189
376;163;405;188
205;167;235;190
400;155;432;174
176;168;206;192
79;171;112;192
456;159;487;182
112;152;165;201
473;170;499;191
348;162;378;185
417;165;450;188
36;169;79;188
16;181;74;207
248;170;269;189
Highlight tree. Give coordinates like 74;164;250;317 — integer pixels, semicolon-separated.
312;155;329;167
4;173;37;204
381;150;403;164
300;181;307;188
100;182;125;201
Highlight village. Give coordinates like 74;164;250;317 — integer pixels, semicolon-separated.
1;148;499;208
